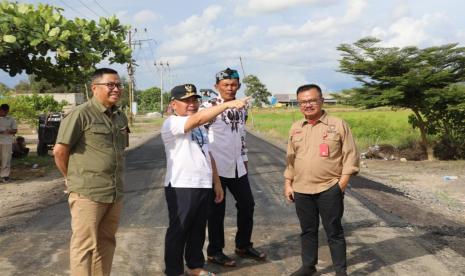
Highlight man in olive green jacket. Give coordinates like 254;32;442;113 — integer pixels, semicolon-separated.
54;68;129;276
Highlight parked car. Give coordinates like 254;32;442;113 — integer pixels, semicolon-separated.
37;112;63;156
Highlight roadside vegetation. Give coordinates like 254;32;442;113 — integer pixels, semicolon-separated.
129;116;164;134
247;106;420;152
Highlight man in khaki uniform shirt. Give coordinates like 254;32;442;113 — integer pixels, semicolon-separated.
0;104;17;182
54;68;129;276
284;84;359;276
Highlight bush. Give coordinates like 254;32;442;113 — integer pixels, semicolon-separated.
434;137;465;160
1;94;66;126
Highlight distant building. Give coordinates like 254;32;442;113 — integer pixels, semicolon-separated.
273;92;337;107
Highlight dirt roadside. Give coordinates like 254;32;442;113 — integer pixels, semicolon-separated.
250;129;465;225
0;129;159;232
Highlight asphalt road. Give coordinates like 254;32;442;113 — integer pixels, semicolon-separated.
0;133;464;275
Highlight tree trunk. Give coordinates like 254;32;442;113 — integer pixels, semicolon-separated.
412;108;434;160
84;83;90;101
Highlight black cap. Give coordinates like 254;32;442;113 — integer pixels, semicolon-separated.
170;84;201;101
215;68;240;83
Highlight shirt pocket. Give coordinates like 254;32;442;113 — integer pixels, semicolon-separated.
89;123;112;148
116;124;128;150
292;135;307;158
324;133;341;156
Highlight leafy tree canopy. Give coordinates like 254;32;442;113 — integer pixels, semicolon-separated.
243;74;271;107
137;87;161;112
0;1;131;86
337;37;465;159
14;75;82;94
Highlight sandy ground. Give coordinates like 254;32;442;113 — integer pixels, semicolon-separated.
359;159;465;223
0;130;158;231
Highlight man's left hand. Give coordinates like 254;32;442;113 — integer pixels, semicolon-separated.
214;182;224;203
338;175;351;192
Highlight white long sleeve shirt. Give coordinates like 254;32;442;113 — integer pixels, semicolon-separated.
201;96;248;178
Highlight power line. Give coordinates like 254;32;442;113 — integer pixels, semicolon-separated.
56;0;91;19
76;0;103;18
93;0;111;16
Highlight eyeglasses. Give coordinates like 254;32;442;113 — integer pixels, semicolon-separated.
94;82;124;90
298;99;322;106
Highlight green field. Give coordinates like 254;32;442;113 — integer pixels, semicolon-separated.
247;106;420;151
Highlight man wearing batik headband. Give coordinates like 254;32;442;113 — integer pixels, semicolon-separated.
161;83;249;276
201;68;266;267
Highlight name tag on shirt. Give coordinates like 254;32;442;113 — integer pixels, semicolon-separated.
320;143;329;157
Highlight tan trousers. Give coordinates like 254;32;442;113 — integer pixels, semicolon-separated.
0;143;12;178
68;192;122;276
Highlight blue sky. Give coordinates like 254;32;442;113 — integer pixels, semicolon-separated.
3;0;465;95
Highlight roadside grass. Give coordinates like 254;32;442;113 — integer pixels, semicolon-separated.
247;106;420;151
130;117;164;134
10;155;55;180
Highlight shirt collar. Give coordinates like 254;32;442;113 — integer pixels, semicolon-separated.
301;110;328;127
216;95;225;104
91;97;119;116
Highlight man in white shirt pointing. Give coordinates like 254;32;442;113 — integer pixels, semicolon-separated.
161;83;249;276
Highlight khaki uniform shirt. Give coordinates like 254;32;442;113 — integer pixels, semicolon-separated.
56;98;129;203
284;111;359;194
0;116;17;144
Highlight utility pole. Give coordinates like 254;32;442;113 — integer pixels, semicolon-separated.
127;28;150;125
155;61;169;117
239;56;246;77
127;29;134;126
238;56;254;128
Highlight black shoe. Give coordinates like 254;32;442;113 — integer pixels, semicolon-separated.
336;271;348;276
207;252;236;267
235;246;267;260
290;266;317;276
2;177;9;183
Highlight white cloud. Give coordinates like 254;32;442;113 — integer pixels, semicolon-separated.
268;17;337;36
157;55;188;67
371;13;446;47
235;0;336;16
133;10;160;23
160;5;242;57
242;26;261;38
343;0;367;23
267;0;367;37
260;67;307;93
167;5;222;34
392;0;410;19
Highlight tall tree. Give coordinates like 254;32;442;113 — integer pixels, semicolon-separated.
13;75;82;94
0;82;10;96
243;74;271;107
337;37;465;160
137;87;161;112
0;1;131;86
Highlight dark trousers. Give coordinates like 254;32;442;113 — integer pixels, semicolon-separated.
294;183;347;273
207;174;255;256
164;185;211;276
